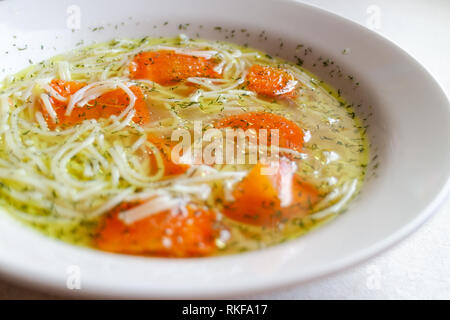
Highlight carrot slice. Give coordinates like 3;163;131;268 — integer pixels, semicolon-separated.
39;80;150;129
245;64;297;98
223;158;320;226
96;203;219;257
147;135;190;176
129;50;221;85
215;112;304;152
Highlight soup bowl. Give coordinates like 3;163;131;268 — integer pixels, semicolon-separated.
0;0;449;298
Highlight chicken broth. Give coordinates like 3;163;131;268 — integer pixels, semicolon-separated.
0;36;368;257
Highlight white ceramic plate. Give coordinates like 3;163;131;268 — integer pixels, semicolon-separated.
0;0;449;298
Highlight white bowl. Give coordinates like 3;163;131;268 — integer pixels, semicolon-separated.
0;0;449;298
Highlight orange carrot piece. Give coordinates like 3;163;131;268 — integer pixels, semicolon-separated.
147;135;190;176
93;86;151;125
215;112;304;152
223;159;320;226
39;80;150;129
96;203;219;257
129;50;221;85
47;79;86;107
224;162;280;226
245;64;298;98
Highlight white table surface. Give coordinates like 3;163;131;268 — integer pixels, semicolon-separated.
0;0;449;299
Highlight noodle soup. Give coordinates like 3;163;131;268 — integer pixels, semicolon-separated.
0;36;368;257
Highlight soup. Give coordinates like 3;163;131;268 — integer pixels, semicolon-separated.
0;36;368;257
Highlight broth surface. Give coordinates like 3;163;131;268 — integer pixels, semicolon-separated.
0;36;368;256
